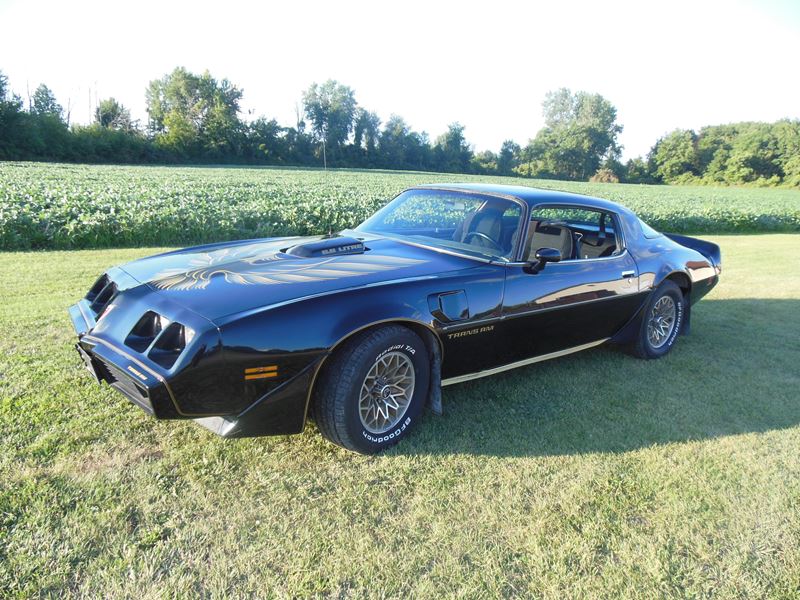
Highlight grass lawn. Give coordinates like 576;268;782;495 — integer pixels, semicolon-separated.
1;234;799;597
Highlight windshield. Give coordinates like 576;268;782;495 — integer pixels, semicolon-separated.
356;189;524;261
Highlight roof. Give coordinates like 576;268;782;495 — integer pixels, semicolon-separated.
415;182;634;216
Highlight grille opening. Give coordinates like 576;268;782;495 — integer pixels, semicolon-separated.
125;311;165;352
89;280;118;315
85;274;109;302
95;355;153;413
148;322;191;368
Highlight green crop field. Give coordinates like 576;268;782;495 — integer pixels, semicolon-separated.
1;234;800;597
1;162;799;250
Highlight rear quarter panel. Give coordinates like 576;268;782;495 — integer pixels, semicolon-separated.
629;231;719;304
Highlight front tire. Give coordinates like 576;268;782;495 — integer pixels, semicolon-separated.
313;325;430;454
629;280;685;359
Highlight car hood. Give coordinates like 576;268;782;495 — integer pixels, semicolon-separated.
117;235;478;321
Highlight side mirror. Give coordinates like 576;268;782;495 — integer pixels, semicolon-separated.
525;247;562;274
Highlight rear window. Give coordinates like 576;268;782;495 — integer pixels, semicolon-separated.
639;218;662;239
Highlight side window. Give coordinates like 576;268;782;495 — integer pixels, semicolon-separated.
526;206;621;260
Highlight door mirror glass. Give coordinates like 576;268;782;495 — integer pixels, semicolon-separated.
525;247;562;274
534;247;562;263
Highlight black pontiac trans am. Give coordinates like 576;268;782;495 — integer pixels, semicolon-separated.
70;184;721;453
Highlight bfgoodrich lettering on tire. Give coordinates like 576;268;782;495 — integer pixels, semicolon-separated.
629;280;685;359
312;325;430;454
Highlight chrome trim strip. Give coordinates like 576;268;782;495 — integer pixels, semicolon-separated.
410;185;530;210
521;202;628;261
514;211;532;262
556;248;630;264
441;338;609;386
505;248;631;267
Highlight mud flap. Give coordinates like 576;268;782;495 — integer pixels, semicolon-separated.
422;329;443;415
681;296;692;335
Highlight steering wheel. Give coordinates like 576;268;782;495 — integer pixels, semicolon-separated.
463;231;503;252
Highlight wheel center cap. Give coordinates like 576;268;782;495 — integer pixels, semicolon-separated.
380;386;391;399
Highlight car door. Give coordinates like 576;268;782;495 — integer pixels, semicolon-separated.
493;205;648;366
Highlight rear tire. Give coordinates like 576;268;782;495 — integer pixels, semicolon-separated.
629;280;685;359
313;325;430;454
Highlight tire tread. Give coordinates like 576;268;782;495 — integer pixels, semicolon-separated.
629;280;684;359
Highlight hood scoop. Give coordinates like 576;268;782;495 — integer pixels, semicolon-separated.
285;236;366;259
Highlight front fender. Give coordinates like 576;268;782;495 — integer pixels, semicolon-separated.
215;278;456;435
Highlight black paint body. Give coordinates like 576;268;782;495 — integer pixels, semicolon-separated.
68;184;720;437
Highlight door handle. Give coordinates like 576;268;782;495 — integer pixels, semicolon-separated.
621;270;636;279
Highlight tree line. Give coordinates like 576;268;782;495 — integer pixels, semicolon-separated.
0;67;798;187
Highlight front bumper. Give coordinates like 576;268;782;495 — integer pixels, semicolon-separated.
69;299;321;437
74;331;178;418
70;299;181;419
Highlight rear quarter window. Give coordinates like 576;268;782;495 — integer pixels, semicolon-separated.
639;218;663;239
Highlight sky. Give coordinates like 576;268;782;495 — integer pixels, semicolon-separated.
1;0;798;159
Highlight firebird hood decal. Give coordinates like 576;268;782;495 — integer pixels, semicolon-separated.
110;236;479;321
149;246;426;291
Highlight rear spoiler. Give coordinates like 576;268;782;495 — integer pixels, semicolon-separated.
666;233;721;269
